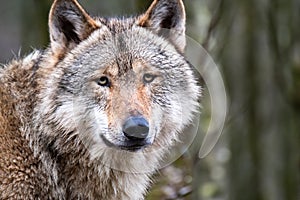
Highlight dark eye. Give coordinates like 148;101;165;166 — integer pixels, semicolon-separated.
97;76;110;87
143;73;156;84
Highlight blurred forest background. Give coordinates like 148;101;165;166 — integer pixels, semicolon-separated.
0;0;299;199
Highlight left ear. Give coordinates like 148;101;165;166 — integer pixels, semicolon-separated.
137;0;186;52
49;0;100;58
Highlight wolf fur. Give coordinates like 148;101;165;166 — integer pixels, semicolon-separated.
0;0;200;199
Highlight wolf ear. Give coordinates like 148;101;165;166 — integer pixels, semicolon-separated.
49;0;99;57
138;0;186;52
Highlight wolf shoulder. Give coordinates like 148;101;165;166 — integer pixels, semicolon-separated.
0;50;47;198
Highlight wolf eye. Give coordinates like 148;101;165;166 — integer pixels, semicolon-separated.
97;76;110;87
143;73;156;84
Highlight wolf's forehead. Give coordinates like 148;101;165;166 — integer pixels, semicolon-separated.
82;18;181;75
104;60;149;77
96;17;136;34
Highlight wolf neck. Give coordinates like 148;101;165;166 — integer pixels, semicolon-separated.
31;124;153;199
35;139;151;199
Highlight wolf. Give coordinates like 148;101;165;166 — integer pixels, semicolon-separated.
0;0;200;199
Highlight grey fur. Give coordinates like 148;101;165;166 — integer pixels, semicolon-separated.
0;0;200;199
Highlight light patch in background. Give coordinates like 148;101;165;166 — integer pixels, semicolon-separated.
185;35;227;159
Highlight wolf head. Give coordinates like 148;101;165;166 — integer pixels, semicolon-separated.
37;0;200;172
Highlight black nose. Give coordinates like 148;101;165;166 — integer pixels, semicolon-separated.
123;117;149;140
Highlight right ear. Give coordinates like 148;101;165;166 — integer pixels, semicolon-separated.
137;0;186;52
49;0;99;57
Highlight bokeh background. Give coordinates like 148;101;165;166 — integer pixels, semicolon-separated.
0;0;299;199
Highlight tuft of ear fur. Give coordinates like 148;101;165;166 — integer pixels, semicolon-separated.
138;0;186;52
49;0;99;57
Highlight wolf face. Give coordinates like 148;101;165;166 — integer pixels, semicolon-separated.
35;0;200;170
